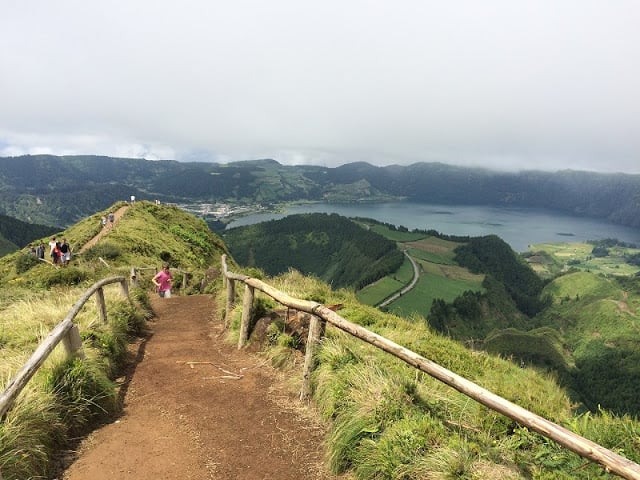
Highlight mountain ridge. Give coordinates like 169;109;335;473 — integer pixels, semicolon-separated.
1;154;639;229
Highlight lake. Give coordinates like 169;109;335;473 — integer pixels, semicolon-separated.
225;202;640;252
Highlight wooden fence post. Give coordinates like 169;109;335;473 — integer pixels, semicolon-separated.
130;267;138;288
225;278;236;328
182;272;188;293
61;324;85;359
96;287;107;323
238;284;254;349
221;254;228;289
300;314;325;401
119;279;129;298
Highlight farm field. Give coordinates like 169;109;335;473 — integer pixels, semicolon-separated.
529;242;640;277
356;231;484;317
356;257;415;305
386;271;484;318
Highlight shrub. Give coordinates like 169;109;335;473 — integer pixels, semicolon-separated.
85;242;122;261
44;267;87;287
159;250;173;263
15;254;40;274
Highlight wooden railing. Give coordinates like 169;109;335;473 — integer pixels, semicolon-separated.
221;254;640;480
0;276;129;419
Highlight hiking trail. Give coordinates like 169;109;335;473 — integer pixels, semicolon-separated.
78;205;130;255
61;295;336;480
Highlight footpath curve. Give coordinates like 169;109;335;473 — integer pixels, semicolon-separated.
61;295;335;480
77;204;130;255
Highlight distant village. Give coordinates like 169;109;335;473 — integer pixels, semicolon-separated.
177;202;265;221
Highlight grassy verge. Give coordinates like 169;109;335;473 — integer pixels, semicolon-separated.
0;285;150;479
220;270;640;479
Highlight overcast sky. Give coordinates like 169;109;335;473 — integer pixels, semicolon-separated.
1;1;639;173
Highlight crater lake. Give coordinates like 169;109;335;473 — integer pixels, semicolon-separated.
225;202;640;252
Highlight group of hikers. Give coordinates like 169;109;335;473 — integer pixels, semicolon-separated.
101;212;115;228
48;237;71;266
27;237;71;266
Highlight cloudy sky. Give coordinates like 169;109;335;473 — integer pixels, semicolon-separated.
1;1;639;173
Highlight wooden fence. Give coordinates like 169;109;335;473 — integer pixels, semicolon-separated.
221;255;640;480
0;276;129;419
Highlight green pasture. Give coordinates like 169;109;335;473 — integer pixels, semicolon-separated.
367;224;427;242
530;242;640;277
356;276;404;305
386;272;484;319
356;257;414;305
406;247;456;265
356;233;483;317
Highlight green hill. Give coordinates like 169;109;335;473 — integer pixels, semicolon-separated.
536;272;640;415
2;202;640;479
0;200;230;479
224;213;404;289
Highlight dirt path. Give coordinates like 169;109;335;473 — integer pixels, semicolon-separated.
61;295;334;480
77;205;130;254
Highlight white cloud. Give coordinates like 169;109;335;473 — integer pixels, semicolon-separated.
1;1;639;173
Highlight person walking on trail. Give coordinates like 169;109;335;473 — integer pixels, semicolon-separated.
60;238;71;266
36;242;45;260
48;237;58;264
153;263;173;298
108;212;115;227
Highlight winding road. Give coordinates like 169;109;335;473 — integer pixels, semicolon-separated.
377;250;420;308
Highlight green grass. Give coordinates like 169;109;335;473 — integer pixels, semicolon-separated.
387;272;484;318
367;224;427;242
219;270;640;479
356;258;415;305
529;242;640;277
0;291;146;479
533;270;640;415
407;247;456;265
357;233;482;319
0;200;228;479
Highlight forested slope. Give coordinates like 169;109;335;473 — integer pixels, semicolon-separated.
224;213;404;289
0;214;58;256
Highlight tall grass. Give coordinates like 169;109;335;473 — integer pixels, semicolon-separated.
220;269;640;479
0;286;150;479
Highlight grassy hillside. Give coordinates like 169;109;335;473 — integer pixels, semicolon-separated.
220;269;640;479
537;272;640;415
0;201;228;479
3;200;640;478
